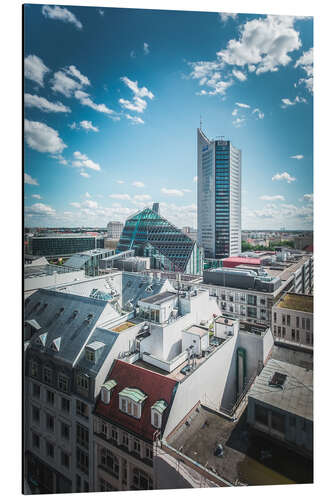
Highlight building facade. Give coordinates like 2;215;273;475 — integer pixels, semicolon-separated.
197;128;241;259
107;221;124;240
117;206;203;275
28;234;105;258
272;293;313;349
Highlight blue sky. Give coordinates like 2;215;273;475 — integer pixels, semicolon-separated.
24;5;313;230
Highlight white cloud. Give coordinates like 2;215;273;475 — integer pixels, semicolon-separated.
72;151;101;171
132;181;145;188
41;5;83;30
143;42;150;55
232;69;247;81
232;117;246;128
236;102;250;108
124;114;144;125
217;15;301;74
80;171;90;178
51;71;82;97
24;55;49;86
281;96;307;108
303;193;313;202
66;65;90;86
161;188;184;197
133;194;152;202
290;154;304;160
130;50;136;59
83;199;98;209
260;195;285;201
295;48;313;93
50;154;68;165
24;93;71;113
121;77;154;100
80;120;99;132
219;13;237;23
32;194;42;199
117;180;124;184
252;108;264;119
84;192;91;198
120;97;147;113
25;119;67;154
272;172;296;183
74;90;117;116
109;194;131;200
25;202;56;217
182;189;192;193
24;173;39;186
232;109;238;116
70;202;81;208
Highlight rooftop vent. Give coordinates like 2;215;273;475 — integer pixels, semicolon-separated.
269;372;287;388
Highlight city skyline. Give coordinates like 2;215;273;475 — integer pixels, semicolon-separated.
24;5;313;231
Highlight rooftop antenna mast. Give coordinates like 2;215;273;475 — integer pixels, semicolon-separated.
199;115;202;130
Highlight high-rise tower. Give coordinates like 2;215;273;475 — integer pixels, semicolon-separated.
197;128;241;259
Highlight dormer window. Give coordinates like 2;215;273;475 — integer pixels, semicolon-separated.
101;380;117;404
85;341;105;363
118;388;147;419
51;337;61;352
36;332;47;347
151;400;168;429
86;350;95;362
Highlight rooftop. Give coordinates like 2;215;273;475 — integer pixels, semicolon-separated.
185;325;209;337
276;293;313;313
139;291;177;306
112;321;136;333
248;358;313;421
24;264;76;280
167;405;312;486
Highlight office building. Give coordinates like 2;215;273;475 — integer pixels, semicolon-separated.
272;293;313;350
65;248;115;276
107;221;124;240
28;233;105;258
197;128;241;259
117;205;203;275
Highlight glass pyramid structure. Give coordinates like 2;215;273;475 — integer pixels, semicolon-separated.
117;207;203;275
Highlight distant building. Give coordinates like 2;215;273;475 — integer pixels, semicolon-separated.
247;358;313;457
272;293;313;350
24;263;85;298
117;205;203;275
65;248;115;276
197;129;241;259
181;227;197;242
107;221;124;240
28;233;105;258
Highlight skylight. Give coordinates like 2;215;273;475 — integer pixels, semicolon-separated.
269;372;287;388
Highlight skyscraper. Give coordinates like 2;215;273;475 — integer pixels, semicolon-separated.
197;128;241;259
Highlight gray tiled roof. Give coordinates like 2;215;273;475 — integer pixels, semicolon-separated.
248;358;313;421
25;289;120;366
76;327;118;375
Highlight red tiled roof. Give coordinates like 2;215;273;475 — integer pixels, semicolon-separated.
94;360;178;441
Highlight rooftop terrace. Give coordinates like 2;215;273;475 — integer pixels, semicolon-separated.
276;293;313;313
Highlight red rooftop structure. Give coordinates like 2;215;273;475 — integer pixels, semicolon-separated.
94;360;178;441
222;256;262;268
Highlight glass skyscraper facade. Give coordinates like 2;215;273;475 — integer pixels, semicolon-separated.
197;128;241;259
117;206;203;275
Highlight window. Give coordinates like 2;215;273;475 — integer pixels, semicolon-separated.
32;405;40;423
278;326;281;336
287;315;290;326
282;315;285;325
46;390;54;406
122;433;129;447
133;440;141;455
76;400;88;419
100;478;114;492
111;428;118;443
271;411;285;434
58;375;69;393
146;447;153;460
77;423;89;449
100;448;119;478
306;332;310;344
292;329;295;340
302;318;305;329
85;350;95;362
76;448;89;474
133;468;153;490
61;397;70;414
43;367;52;385
273;325;277;335
273;312;277;323
46;413;54;432
101;421;108;438
255;405;268;426
101;387;110;405
77;374;89;393
152;411;160;429
31;361;38;378
306;318;310;331
61;451;70;469
61;422;70;441
282;327;286;338
32;383;40;399
32;432;40;449
119;397;142;418
46;441;54;458
296;330;300;342
296;316;300;328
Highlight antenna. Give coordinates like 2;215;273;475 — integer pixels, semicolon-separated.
199;115;202;130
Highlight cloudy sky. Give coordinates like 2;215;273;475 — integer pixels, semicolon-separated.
24;5;313;230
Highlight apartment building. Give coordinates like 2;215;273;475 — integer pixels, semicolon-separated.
272;293;313;350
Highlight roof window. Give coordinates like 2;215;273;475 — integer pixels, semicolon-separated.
269;372;287;388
